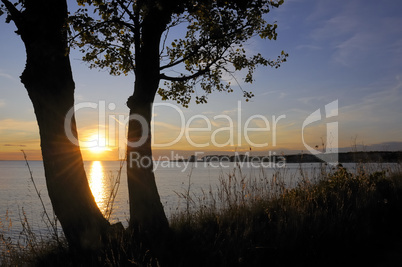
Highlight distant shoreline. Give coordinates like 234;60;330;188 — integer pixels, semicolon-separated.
172;151;402;163
1;151;401;163
284;151;402;163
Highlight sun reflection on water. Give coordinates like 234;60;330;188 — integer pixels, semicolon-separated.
88;161;107;212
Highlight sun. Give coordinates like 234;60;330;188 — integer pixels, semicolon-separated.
79;132;117;161
87;134;110;154
90;146;108;154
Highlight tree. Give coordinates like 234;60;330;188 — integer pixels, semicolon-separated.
71;0;287;244
0;0;110;251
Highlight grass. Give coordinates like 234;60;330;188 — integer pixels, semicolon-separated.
1;162;402;266
168;164;402;266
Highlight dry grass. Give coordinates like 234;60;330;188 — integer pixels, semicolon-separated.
168;163;402;266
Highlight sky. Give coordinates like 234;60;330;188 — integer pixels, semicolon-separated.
1;0;402;161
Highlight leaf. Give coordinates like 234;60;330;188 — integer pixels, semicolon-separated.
70;0;287;106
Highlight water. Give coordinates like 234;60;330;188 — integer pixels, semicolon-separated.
0;160;396;243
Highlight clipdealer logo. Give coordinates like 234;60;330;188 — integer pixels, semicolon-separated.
302;100;339;165
64;101;287;155
63;99;339;166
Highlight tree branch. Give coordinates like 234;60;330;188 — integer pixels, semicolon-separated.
159;51;195;71
159;21;248;72
132;1;141;72
160;53;223;82
1;0;24;31
160;42;207;71
159;15;186;57
160;67;210;82
115;0;137;26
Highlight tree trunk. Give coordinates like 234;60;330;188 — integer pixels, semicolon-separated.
126;97;169;239
3;0;110;251
126;15;169;247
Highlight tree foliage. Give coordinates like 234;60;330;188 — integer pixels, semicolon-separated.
70;0;288;107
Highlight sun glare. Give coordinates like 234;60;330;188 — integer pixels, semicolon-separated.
87;134;110;154
88;161;106;212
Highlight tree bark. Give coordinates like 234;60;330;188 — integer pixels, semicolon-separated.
126;96;169;241
3;0;110;251
125;10;169;246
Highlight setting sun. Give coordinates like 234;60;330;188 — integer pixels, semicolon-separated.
87;134;111;154
89;146;108;153
78;133;117;160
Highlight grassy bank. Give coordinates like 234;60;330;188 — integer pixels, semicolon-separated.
2;163;402;266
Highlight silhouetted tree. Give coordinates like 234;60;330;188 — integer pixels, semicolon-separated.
71;0;287;245
0;0;110;251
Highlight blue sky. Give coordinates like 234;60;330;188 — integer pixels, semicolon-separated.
1;0;402;160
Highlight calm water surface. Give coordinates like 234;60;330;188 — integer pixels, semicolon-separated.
0;160;396;242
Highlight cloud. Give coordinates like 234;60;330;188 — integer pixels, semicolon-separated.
0;71;14;80
3;144;26;147
306;0;402;67
0;119;40;151
201;111;215;115
333;32;375;66
75;94;85;101
222;108;238;115
340;77;402;121
295;44;322;51
259;90;280;96
298;96;327;106
152;121;183;131
0;119;37;131
210;117;233;128
335;77;402;146
0;99;5;107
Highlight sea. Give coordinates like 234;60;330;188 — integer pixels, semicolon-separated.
0;160;397;244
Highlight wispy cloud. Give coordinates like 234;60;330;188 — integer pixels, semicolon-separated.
222;107;238;115
201;111;215;115
0;119;37;131
337;77;402;144
295;44;322;51
75;94;85;101
152;121;183;131
298;96;327;106
307;0;402;67
0;71;14;80
0;119;39;149
333;33;372;66
341;77;402;117
0;99;5;107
